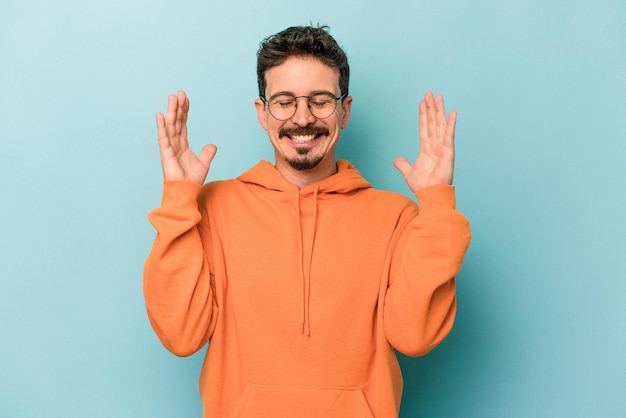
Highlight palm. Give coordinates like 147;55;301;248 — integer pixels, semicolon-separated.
156;90;217;184
394;92;457;193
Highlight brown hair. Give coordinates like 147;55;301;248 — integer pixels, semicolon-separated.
257;25;350;99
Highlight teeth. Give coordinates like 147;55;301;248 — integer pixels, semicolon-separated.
290;135;316;143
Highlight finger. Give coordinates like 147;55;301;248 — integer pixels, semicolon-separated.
199;144;218;168
418;99;428;145
424;91;436;140
181;95;190;140
175;90;188;139
434;94;448;138
444;110;457;148
164;94;178;140
393;157;412;177
156;111;165;130
156;112;170;149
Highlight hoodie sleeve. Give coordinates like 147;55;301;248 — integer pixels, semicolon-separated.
383;184;471;357
143;180;218;357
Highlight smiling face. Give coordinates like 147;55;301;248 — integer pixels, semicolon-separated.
255;56;352;185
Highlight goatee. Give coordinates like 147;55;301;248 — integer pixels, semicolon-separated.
286;148;324;171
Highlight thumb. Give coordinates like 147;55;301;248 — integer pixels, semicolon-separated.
199;144;218;168
393;157;412;177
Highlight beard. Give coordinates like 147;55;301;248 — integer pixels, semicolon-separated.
286;147;324;171
279;125;329;171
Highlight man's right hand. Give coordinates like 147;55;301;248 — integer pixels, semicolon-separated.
156;90;217;184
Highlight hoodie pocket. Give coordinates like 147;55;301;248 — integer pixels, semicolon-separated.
231;384;374;418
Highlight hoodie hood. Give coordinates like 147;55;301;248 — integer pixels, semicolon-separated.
237;160;371;196
236;160;371;336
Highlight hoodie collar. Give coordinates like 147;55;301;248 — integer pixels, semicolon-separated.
237;160;371;195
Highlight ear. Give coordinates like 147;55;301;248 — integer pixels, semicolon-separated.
339;96;352;129
254;98;268;131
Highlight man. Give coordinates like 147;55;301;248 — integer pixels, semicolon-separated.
144;26;471;417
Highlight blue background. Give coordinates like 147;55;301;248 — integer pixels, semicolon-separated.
1;0;625;416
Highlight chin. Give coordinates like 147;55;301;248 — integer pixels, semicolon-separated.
287;155;324;171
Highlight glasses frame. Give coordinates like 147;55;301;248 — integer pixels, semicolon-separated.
260;92;347;121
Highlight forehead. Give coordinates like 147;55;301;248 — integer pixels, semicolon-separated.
264;56;340;96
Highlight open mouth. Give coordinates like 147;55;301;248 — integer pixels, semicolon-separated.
289;134;321;144
280;127;329;145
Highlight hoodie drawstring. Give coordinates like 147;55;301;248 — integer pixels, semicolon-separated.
296;193;305;335
297;186;319;336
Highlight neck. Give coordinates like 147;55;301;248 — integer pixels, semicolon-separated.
275;157;338;189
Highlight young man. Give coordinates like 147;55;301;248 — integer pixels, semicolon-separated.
144;26;471;417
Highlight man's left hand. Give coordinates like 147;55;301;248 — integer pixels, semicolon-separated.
394;91;457;194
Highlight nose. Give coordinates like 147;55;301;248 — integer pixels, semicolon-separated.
290;97;317;126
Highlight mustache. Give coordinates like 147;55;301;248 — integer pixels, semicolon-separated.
279;126;329;137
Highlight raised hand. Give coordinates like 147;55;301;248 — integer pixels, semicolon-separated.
393;92;457;193
156;90;217;184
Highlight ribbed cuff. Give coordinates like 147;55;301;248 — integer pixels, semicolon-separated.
160;180;203;208
414;184;456;211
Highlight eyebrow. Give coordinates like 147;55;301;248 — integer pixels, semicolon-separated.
267;90;337;101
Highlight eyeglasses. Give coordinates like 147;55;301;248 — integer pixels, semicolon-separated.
261;92;347;121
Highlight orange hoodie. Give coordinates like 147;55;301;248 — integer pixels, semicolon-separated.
144;160;471;418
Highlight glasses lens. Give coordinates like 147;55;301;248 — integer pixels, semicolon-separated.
309;93;338;119
268;95;296;120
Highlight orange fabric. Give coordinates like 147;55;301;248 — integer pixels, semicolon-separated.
144;160;471;417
